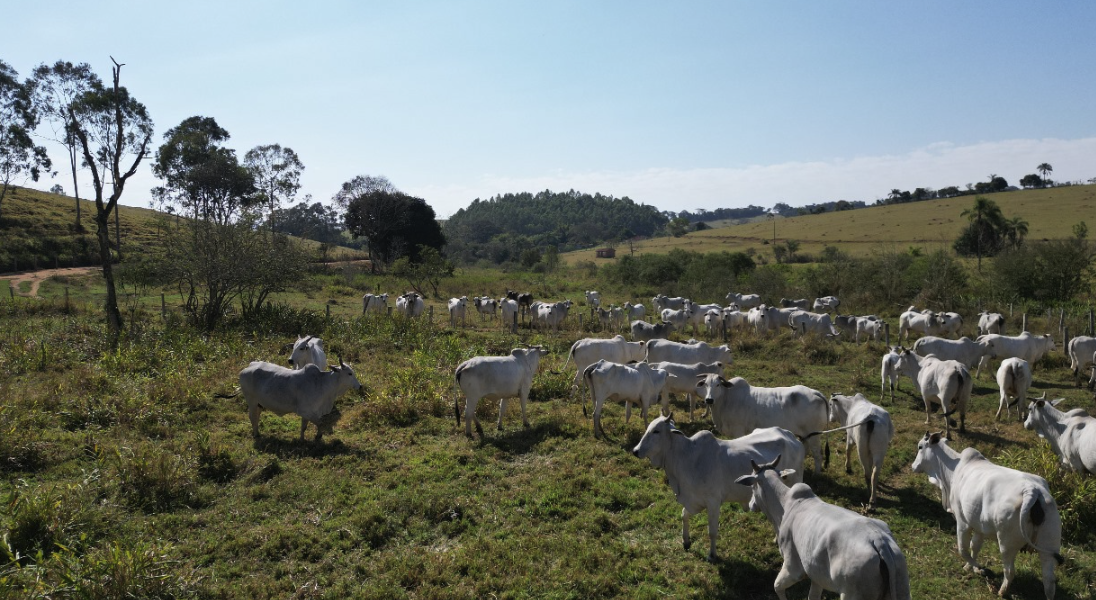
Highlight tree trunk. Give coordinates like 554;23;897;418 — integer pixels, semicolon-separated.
70;145;81;228
95;210;123;340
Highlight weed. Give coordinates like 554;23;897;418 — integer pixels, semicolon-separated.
112;444;202;512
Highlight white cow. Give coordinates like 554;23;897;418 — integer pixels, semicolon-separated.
686;302;722;335
936;311;964;337
833;314;860;336
811;296;840;312
747;306;768;333
1025;397;1096;475
631;320;676;342
633;416;805;561
623;302;646;322
563;335;648;390
735;457;911;600
228;359;361;441
499;298;519;329
287;335;327;371
762;305;800;333
980;331;1056;368
787;310;839;336
583;360;669;438
648;361;724;419
894;349;973;436
473;296;498;321
703;309;722;337
645;338;733;366
828;393;894;506
396;292;425;318
609;305;626;331
595;306;613;331
454;346;548;438
652;294;689;312
910;336;993;377
1066;335;1096;386
898;306;943;341
780;297;810;310
911;433;1062;600
995;358;1032;421
721;306;748;332
881;347;903;402
977;311;1006;335
542;300;573;332
726;292;762;309
856;317;883;343
448;296;468;327
585;290;601;309
362;292;389;315
660;306;693;331
696;374;829;473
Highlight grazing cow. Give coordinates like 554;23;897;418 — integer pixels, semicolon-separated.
652;294;689;312
936;312;964;337
894;349;973;436
396;292;425;318
856;317;883;343
454;346;548;438
1025;397;1096;475
661;306;693;331
645;338;733;367
881;347;903;402
1066;335;1096;386
762;305;800;333
506;290;534;319
623;302;646;322
910;336;993;377
531;302;554;331
448;296;468;327
811;296;840;312
978;311;1006;336
472;296;498;321
725;292;762;309
648;361;724;419
828;393;894;506
608;305;626;331
686;302;722;335
980;332;1056;368
995;358;1032;421
542;300;573;332
583;360;669;438
228;359;360;441
631;319;676;342
911;433;1062;600
585;290;601;309
596;306;613;331
288;336;327;371
499;298;519;329
833;314;859;336
362;293;389;315
780;297;810;310
898;306;943;341
735;457;911;600
633;416;805;561
787;310;839;336
563;335;647;390
696;374;829;473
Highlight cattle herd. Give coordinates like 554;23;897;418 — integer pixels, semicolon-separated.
223;290;1096;599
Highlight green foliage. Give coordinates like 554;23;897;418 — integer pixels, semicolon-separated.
991;237;1094;302
344;190;445;270
666;217;690;238
601;249;755;299
391;246;455;298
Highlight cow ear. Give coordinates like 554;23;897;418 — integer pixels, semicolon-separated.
720;377;734;388
1051;398;1066;407
779;469;796;480
734;474;756;486
750;459;760;473
928;432;943;444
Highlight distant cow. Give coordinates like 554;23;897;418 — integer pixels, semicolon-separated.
455;346;548;438
911;336;993;377
631;320;676;343
645;338;733;367
396;292;425;318
936;312;964;337
978;311;1006;336
787;310;839;337
448;296;469;327
623;302;646;322
1066;336;1096;386
780;297;810;310
473;296;498;320
585;290;601;309
828;393;894;506
812;296;840;312
726;292;761;309
583;360;669;438
362;293;389;315
563;335;647;391
898;306;943;341
499;298;519;329
652;294;689;312
881;347;903;402
648;361;725;419
995;358;1032;422
288;335;327;371
980;332;1056;368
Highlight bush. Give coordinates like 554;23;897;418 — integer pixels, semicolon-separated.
992;239;1094;302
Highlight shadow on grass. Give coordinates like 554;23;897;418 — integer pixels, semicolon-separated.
252;435;372;460
712;557;781;600
479;419;574;454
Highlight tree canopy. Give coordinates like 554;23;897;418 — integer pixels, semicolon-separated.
343;189;445;271
1;60;51;221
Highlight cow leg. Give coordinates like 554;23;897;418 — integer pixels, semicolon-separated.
519;390;530;428
1040;550;1059;600
844;434;854;474
807;436;823;474
625;400;632;423
998;538;1019;598
773;560;806;600
497;398;508;430
593;401;604;439
464;397;479;438
705;505;720;561
248;404;262;437
299;417;309;441
806;581;824;600
681;507;693;551
995;391;1007;420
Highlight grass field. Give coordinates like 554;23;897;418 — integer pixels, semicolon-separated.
4;273;1096;599
563;185;1096;264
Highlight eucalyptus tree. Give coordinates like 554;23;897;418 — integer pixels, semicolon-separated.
0;60;51;221
243;143;303;231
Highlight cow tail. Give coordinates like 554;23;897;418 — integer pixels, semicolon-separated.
1020;487;1064;564
871;537;910;600
214;391;239;399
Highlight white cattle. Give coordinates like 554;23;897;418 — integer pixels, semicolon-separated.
582;359;669;438
833;314;859;336
652;294;689;312
780;297;810;310
631;320;676;342
828;393;894;506
563;335;648;390
696;374;829;473
721;307;748;332
735;457;910;600
1066;336;1096;385
645;338;733;367
894;349;972;436
499;298;519;328
660;306;693;331
725;292;762;309
703;309;723;337
762;305;800;333
362;293;389;315
473;296;498;320
648;361;724;419
787;310;839;336
595;306;613;331
977;311;1006;335
911;433;1062;600
633;417;805;561
585;290;601;309
995;358;1032;421
609;305;626;331
747;306;768;333
228;359;360;441
448;296;468;327
881;347;903;402
623;302;646;322
542;300;573;332
898;307;945;341
1025;397;1096;475
454;346;548;438
910;336;993;377
856;317;883;343
686;302;722;334
288;335;327;371
532;302;554;331
980;331;1056;368
936;311;964;337
811;296;840;312
396;292;425;318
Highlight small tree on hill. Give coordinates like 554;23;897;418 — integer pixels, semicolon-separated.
1;60;51;222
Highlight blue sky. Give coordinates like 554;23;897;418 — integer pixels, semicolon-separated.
5;1;1095;217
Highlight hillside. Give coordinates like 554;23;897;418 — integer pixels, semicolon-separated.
564;184;1096;263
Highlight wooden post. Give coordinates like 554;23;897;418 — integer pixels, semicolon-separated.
884;322;890;347
428;306;433;323
579;314;583;330
1009;303;1013;317
326;304;331;319
722;317;728;343
1089;309;1094;336
64;287;69;311
1064;326;1070;352
161;294;166;318
511;310;518;334
387;306;392;317
1059;308;1065;340
1022;313;1028;332
8;286;13;301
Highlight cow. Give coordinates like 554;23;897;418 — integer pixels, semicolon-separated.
652;294;689;312
937;311;964;337
856;317;883;343
911;432;1062;600
648;361;724;419
695;374;829;474
505;290;534;319
632;416;805;561
660;306;693;331
499;298;519;329
893;348;973;436
1025;396;1096;475
583;359;669;439
288;335;327;371
595;306;613;331
787;310;839;337
910;336;993;377
898;306;943;341
747;306;768;333
995;358;1032;421
225;359;361;442
584;290;601;309
645;338;733;367
735;457;911;600
563;335;647;391
608;305;626;331
396;292;425;318
531;302;554;331
828;393;894;506
881;347;903;402
623;302;646;322
454;346;548;438
631;319;676;343
1066;335;1096;386
833;314;859;336
472;296;498;321
362;293;389;315
686;302;722;335
980;331;1056;369
978;311;1006;336
762;304;800;333
448;296;468;327
811;296;840;312
725;292;762;309
780;297;810;310
542;299;573;332
721;307;748;333
703;309;723;337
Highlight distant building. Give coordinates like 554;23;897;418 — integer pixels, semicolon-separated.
595;247;616;259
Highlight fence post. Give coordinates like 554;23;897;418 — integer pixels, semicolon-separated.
326;304;331;319
1059;308;1065;340
428;306;433;323
8;286;13;301
511;310;518;334
722;317;728;343
161;294;166;318
1022;313;1028;332
1064;326;1070;352
579;314;583;330
884;322;890;347
387;306;392;317
1089;308;1094;336
64;287;69;311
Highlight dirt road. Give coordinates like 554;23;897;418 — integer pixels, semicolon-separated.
0;266;101;298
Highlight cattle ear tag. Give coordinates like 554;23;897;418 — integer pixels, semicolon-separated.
779;469;796;479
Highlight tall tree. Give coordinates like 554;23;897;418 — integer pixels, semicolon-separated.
332;174;398;209
343;189;445;272
31;61;101;228
958;196;1005;271
1037;163;1053;185
68;58;153;343
152;116;254;224
243;143;303;231
0;60;51;221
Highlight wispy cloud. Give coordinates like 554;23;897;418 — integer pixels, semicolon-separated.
414;137;1096;217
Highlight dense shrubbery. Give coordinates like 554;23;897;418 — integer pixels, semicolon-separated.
599;249;755;298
